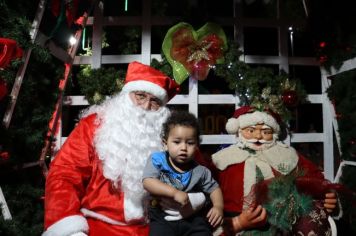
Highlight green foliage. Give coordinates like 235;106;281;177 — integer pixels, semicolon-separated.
327;70;356;232
0;2;32;49
264;175;312;231
0;1;62;234
77;66;125;105
151;54;174;79
327;70;356;161
307;0;356;71
215;41;308;123
0;184;44;236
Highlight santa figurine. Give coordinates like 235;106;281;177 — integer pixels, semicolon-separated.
212;106;341;236
43;61;205;236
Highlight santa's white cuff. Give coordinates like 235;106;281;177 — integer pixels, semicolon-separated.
42;215;88;236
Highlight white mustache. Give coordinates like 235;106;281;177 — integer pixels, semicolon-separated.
244;138;273;144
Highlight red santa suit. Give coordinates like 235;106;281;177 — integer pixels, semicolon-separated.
43;61;180;236
210;106;339;236
212;142;325;215
44;114;149;236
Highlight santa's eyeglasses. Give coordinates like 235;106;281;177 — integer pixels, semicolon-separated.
133;92;162;110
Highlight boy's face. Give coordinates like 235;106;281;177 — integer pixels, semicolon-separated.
164;125;198;168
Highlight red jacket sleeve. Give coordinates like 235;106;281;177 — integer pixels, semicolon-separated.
44;114;97;229
297;153;324;179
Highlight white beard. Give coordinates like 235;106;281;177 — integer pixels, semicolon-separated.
237;131;278;151
80;92;170;221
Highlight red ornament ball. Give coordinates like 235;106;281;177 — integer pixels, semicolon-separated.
282;90;299;108
0;151;9;160
319;41;326;48
0;78;8;101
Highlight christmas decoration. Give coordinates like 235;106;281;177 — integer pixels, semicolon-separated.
282;90;298;108
51;0;81;26
0;151;9;160
0;38;23;68
214;41;308;123
77;66;125;105
327;69;356;233
0;1;62;234
309;0;356;71
160;36;308;124
0;0;356;234
263;175;312;232
0;78;8;101
162;22;227;83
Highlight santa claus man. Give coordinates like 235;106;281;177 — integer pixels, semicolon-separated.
43;61;205;236
212;106;340;235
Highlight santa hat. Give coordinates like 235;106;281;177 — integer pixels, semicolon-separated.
121;61;180;103
225;106;281;134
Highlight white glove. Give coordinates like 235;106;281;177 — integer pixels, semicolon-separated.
70;232;88;236
162;192;206;221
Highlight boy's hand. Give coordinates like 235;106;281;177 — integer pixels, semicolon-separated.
206;206;223;227
173;190;189;206
324;192;337;213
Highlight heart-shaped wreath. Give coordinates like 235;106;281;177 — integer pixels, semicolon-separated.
162;22;227;84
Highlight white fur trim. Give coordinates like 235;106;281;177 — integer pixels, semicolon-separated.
80;208;128;225
42;215;88;236
237;111;280;133
225;118;239;134
243;157;274;209
122;80;167;103
124;196;145;222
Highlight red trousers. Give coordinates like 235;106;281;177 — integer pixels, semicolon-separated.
87;218;149;236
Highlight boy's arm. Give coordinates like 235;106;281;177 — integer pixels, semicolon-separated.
143;177;189;206
210;187;224;210
207;187;224;227
143;177;178;197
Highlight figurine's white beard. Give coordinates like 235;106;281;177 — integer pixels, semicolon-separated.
238;132;278;151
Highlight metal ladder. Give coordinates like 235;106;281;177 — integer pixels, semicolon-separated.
0;0;96;220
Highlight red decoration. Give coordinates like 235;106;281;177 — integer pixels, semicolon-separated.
170;28;225;81
319;41;326;48
0;151;9;161
319;55;328;64
281;90;299;108
51;0;80;26
0;38;23;68
0;78;8;101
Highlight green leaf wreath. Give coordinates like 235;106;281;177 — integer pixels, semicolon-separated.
77;66;125;105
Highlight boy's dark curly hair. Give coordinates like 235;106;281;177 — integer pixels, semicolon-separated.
161;111;201;144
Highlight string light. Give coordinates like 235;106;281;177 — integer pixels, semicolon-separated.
289;26;294;57
125;0;128;11
69;35;77;46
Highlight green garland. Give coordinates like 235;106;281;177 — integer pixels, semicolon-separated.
327;70;356;233
77;66;125;105
152;39;308;124
214;40;308;123
327;70;356;161
0;1;63;234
